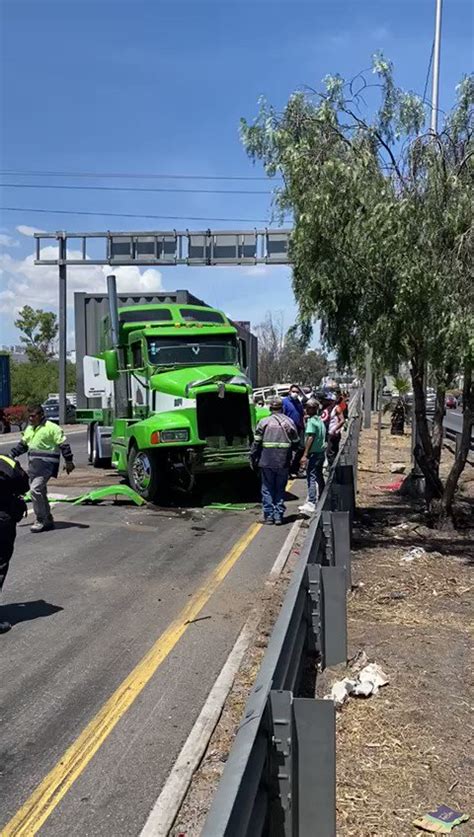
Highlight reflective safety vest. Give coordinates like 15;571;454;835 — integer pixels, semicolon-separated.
11;420;73;479
0;453;30;511
252;413;299;470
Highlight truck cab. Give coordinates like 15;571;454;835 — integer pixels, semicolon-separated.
79;302;260;501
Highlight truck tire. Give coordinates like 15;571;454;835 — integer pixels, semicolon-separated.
90;424;106;468
127;445;161;502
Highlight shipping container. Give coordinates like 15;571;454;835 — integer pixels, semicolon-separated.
0;353;11;409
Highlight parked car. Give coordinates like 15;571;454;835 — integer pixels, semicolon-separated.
42;398;76;424
445;395;457;409
405;388;436;414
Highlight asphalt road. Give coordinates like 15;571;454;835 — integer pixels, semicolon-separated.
0;430;304;836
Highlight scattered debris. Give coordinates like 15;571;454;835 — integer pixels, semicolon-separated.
24;485;146;507
377;591;407;603
184;615;212;626
400;546;426;563
413;804;469;833
378;479;404;492
326;663;389;706
203;502;258;511
347;649;368;671
390;462;406;474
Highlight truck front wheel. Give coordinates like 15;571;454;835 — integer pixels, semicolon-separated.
127;445;161;502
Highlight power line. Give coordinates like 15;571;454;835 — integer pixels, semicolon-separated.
0;206;280;224
0;168;278;182
423;39;434;103
0;182;271;196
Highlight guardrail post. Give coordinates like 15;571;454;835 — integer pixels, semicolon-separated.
293;697;336;837
331;464;355;524
331;511;352;590
321;565;347;668
269;690;294;836
306;563;322;657
322;511;334;566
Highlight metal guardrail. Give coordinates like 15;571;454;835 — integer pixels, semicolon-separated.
202;394;362;837
427;412;474;453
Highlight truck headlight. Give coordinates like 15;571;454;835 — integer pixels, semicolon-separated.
159;429;190;443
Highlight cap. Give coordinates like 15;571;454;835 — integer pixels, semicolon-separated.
269;396;283;411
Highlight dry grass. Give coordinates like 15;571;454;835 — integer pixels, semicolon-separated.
327;418;473;836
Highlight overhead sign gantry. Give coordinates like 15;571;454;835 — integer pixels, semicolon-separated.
34;228;292;422
34;228;292;266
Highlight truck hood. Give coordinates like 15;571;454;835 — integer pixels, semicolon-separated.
150;365;251;398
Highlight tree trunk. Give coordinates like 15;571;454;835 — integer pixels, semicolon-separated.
431;382;446;467
410;357;444;502
442;359;473;515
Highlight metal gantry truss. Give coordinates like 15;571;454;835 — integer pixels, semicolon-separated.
34;228;292;266
33;227;292;424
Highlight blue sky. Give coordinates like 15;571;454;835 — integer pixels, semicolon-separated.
0;0;472;347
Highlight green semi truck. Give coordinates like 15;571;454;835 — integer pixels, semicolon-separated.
76;277;261;501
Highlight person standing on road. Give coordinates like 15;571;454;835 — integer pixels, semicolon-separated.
0;454;29;633
299;399;326;516
11;404;75;533
282;384;306;477
251;396;299;525
327;393;345;466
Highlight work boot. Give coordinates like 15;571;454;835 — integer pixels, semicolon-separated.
30;520;55;533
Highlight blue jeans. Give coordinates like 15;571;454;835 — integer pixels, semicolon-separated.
307;452;325;504
260;468;288;521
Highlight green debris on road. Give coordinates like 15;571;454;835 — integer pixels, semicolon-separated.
23;485;146;507
72;486;146;506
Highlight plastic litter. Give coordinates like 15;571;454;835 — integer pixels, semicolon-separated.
377;479;404;492
390;462;406;474
413;804;469;833
326;663;389;706
400;546;426;563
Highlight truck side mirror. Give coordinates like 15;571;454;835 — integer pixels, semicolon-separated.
104;349;120;381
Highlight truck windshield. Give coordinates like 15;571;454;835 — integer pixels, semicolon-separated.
147;334;238;366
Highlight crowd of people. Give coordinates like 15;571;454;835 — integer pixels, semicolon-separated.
251;385;348;524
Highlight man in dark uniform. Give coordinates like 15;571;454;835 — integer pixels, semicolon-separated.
0;454;29;633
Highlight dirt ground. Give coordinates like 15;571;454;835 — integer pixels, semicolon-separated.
325;418;473;836
173;419;473;836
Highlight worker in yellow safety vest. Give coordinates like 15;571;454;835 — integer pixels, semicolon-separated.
11;403;75;533
0;453;29;633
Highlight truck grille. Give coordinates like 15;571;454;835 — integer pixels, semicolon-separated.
196;392;252;445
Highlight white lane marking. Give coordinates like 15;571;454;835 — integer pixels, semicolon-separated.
139;520;302;837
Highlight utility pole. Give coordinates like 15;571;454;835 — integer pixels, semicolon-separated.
58;234;67;426
430;0;443;133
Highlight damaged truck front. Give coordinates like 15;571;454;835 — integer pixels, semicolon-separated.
76;279;260;501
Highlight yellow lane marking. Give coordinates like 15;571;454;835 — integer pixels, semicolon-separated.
2;521;262;837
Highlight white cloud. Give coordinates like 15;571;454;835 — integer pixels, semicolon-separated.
0;233;19;247
0;246;163;324
16;225;47;237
